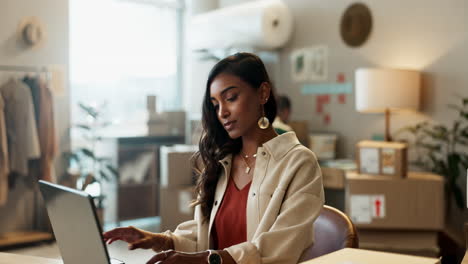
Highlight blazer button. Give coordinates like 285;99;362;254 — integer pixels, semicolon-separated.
215;200;218;206
252;193;256;197
262;151;266;156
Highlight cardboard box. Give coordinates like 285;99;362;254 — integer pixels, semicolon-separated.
320;159;356;189
159;186;196;232
160;145;198;187
356;140;407;177
300;248;441;264
309;133;337;160
289;121;309;146
358;230;440;258
345;171;444;230
321;167;346;190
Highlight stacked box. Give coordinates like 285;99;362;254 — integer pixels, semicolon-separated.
160;145;198;187
345;171;445;257
356;140;407;178
159;145;198;231
159;186;196;232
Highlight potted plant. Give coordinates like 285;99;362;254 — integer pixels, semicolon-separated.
397;97;468;210
62;102;118;222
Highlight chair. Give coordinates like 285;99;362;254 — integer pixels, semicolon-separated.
299;205;359;262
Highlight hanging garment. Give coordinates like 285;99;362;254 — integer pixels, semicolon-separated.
0;95;9;206
23;76;57;182
0;78;41;178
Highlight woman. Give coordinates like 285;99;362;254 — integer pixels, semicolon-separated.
104;53;324;264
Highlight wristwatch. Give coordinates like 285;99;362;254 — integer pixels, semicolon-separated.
207;250;223;264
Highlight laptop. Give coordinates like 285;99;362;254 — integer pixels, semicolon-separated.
38;180;124;264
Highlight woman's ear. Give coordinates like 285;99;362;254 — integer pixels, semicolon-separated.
259;82;271;104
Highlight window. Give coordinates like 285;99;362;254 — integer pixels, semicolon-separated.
70;0;182;137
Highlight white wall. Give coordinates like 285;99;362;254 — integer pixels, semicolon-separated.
0;0;69;232
192;0;468;240
183;0;219;120
216;0;468;158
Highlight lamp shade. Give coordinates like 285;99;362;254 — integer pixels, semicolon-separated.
355;68;421;113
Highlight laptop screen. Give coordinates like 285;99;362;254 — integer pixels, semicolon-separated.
39;180;111;264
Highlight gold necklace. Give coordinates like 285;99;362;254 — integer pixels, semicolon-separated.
239;154;251;174
241;151;257;159
240;151;256;174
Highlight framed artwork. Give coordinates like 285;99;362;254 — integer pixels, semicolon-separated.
290;45;328;82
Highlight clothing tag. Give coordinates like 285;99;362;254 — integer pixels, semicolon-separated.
350;195;372;224
359;147;379;174
381;148;396;174
350;194;386;224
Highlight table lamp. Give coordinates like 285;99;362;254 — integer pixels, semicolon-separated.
355;68;421;141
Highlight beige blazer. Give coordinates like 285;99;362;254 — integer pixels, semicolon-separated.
166;132;324;264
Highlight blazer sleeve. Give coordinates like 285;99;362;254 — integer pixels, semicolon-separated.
225;151;325;264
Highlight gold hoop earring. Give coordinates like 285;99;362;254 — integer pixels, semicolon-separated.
258;106;270;129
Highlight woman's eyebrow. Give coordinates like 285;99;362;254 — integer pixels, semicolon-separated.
210;86;238;100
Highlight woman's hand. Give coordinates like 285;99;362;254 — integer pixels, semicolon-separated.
145;250;209;264
103;226;174;251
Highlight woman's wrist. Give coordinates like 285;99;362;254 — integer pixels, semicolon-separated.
207;250;235;264
149;233;174;252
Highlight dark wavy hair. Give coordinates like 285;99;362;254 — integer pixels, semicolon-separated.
192;52;277;221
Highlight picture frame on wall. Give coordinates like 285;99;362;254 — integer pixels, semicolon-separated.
290;45;328;82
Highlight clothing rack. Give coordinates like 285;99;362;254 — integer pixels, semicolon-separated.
0;65;54;248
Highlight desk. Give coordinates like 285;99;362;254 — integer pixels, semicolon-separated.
0;252;62;264
1;241;157;264
300;248;441;264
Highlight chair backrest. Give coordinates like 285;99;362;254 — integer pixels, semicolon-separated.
299;205;359;262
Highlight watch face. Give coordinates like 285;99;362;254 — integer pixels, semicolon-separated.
208;253;222;264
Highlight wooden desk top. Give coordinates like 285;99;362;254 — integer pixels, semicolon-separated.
0;252;62;264
300;248;441;264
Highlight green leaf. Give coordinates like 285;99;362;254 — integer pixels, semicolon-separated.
422;128;448;141
79;148;95;159
78;102;99;119
463;98;468;106
448;104;463;112
96;157;111;162
105;164;119;178
461;127;468;138
75;124;91;130
453;121;460;134
461;111;468;120
99;170;110;181
460;155;468;168
459;139;468;146
417;143;441;151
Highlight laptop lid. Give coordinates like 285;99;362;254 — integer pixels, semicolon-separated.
39;180;112;264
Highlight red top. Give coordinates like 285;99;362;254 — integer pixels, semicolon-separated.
212;176;251;250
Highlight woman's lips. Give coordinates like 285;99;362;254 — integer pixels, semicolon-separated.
224;120;236;131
